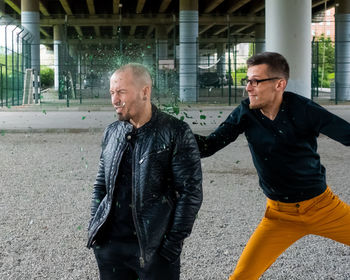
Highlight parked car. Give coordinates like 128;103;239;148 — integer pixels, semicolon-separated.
223;74;234;86
83;72;108;89
199;72;220;88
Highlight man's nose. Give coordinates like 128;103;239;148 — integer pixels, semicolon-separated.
111;93;120;103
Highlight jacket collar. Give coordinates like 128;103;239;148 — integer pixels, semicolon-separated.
122;103;159;134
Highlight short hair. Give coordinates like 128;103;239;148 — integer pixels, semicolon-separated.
114;63;152;87
246;52;290;80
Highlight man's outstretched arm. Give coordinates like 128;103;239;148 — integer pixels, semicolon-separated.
306;101;350;146
195;105;246;158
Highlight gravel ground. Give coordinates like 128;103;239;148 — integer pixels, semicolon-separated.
0;129;349;280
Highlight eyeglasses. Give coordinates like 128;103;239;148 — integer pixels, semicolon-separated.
242;77;281;87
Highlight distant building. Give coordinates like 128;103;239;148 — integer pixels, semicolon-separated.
312;7;335;41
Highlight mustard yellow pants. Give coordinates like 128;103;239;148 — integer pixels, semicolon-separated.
229;187;350;280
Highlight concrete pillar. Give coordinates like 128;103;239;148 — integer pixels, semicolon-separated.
266;0;311;98
179;0;198;102
156;25;168;60
142;46;154;68
54;25;63;91
155;26;168;91
21;0;40;103
335;0;350;101
255;23;265;54
216;43;226;78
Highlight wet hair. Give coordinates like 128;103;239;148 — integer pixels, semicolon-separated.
114;63;153;87
246;52;290;80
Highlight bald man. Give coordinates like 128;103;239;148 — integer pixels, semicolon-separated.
87;63;202;280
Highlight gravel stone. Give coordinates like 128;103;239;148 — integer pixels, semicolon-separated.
0;129;349;279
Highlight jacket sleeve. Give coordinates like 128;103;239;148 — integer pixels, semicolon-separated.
306;101;350;146
195;105;246;158
89;129;108;225
158;122;203;263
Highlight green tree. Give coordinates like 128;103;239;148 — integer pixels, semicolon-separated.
315;34;335;88
40;66;54;88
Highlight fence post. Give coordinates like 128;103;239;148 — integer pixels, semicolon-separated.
227;15;232;106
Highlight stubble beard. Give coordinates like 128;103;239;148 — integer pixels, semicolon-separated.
117;111;131;122
249;96;262;110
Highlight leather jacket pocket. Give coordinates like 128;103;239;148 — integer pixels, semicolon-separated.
139;146;170;164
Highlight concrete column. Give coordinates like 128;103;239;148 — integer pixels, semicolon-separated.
266;0;311;98
155;26;168;91
54;25;63;91
142;46;154;68
216;43;226;78
21;0;40;103
255;23;265;54
156;25;168;60
335;0;350;101
179;0;198;102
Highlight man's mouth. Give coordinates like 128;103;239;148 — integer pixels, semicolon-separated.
115;102;126;109
249;95;258;100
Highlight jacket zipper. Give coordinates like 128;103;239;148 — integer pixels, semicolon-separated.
131;141;145;268
139;146;170;164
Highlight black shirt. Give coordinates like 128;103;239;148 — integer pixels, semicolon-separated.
104;131;138;241
196;91;350;202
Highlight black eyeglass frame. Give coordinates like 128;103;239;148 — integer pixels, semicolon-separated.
242;77;281;87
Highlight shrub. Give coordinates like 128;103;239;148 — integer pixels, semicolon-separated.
40;66;54;87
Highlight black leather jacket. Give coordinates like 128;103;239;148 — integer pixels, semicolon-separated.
87;106;202;267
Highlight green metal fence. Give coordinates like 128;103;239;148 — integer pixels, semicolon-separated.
0;16;32;107
311;36;336;103
0;15;345;108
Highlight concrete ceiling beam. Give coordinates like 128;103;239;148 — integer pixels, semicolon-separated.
228;0;251;13
39;1;50;16
86;0;96;15
199;23;215;35
159;0;171;12
41;36;254;45
59;0;73;15
40;14;264;26
204;0;225;13
4;0;20;13
136;0;146;14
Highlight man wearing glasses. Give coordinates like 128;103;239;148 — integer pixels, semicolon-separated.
195;52;350;279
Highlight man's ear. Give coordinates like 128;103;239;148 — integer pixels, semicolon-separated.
276;79;287;91
142;85;151;100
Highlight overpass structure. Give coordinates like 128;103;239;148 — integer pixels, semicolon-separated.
0;0;349;103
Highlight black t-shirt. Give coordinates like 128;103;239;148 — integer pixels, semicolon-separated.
104;132;138;242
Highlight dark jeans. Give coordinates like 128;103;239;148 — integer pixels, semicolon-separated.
93;240;180;280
